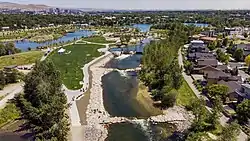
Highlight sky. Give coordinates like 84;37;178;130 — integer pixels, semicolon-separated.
5;0;250;10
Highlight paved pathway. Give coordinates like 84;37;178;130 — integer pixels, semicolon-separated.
0;83;23;109
178;47;249;141
62;41;111;128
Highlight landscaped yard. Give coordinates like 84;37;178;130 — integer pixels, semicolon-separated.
80;36;115;44
0;51;43;69
49;44;104;90
177;80;197;107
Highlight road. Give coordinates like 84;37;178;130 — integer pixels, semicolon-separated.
0;83;23;109
178;47;248;141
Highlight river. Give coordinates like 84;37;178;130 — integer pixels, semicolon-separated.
14;30;94;51
14;24;151;51
102;46;182;140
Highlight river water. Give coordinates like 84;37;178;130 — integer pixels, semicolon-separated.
14;24;151;51
14;30;94;51
103;49;181;140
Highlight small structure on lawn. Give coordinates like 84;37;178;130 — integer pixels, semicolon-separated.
58;48;66;54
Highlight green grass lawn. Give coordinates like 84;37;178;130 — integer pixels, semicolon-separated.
80;36;115;44
0;51;43;69
177;80;197;107
49;44;104;90
0;103;20;128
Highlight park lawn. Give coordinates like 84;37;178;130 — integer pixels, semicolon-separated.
0;51;43;69
0;103;20;128
80;36;115;44
177;80;197;107
49;44;104;90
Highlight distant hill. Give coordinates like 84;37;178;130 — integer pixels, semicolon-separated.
0;2;50;11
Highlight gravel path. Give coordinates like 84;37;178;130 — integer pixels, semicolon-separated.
0;82;23;109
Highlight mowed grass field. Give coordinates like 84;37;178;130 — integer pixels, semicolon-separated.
0;51;43;69
80;36;115;44
49;44;104;90
177;80;197;107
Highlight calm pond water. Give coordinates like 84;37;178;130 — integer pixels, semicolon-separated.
183;23;209;27
14;30;94;51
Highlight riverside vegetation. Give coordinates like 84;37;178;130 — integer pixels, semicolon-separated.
15;60;69;141
139;23;188;109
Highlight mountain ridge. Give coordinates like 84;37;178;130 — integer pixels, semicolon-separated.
0;2;50;11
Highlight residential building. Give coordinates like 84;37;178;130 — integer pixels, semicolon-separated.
232;44;250;57
218;80;241;103
196;59;218;68
235;83;250;102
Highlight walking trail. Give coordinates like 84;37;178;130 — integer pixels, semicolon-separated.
0;82;23;109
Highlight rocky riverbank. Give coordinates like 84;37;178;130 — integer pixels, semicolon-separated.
83;53;114;141
81;53;194;141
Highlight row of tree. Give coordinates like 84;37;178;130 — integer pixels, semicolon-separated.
139;23;188;108
16;60;69;140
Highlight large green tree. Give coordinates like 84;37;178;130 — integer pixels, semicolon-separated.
236;100;250;124
233;48;244;62
219;122;240;141
18;60;69;141
207;84;229;103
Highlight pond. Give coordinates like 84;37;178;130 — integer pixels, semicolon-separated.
14;30;94;51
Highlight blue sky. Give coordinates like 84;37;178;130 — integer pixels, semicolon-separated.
4;0;250;10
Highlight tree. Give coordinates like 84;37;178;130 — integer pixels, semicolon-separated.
216;49;230;64
0;43;6;56
207;84;229;103
208;41;217;50
236;100;250;124
186;132;210;141
161;90;177;109
0;70;5;90
222;38;228;47
233;48;244;62
18;60;69;141
219;122;240;141
245;55;250;67
184;60;193;75
216;40;222;48
244;32;248;38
